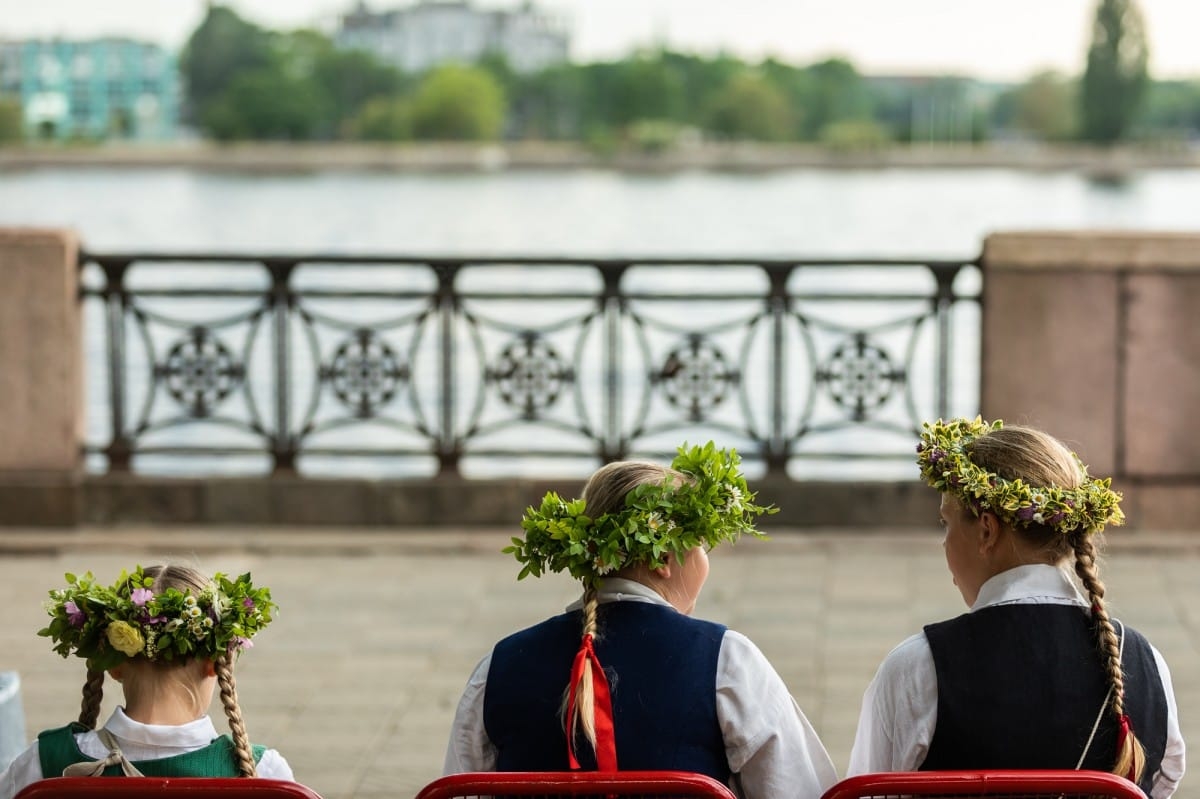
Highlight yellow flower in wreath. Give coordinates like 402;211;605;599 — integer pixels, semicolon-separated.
106;620;144;657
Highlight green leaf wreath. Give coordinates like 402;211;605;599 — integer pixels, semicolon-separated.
507;442;776;588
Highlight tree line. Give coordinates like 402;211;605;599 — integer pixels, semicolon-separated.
2;0;1193;147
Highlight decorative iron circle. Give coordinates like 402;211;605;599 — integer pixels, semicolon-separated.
490;335;571;417
655;337;736;420
328;332;409;417
160;329;244;417
818;336;901;416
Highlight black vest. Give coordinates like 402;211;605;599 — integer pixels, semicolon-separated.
483;601;729;781
922;604;1167;795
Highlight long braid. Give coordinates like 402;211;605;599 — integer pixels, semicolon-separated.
78;669;104;729
1072;533;1146;782
563;587;601;752
216;651;257;778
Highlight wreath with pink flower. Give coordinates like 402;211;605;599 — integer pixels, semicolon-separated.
40;566;275;671
916;417;1124;535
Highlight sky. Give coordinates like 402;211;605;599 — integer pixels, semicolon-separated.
2;0;1198;81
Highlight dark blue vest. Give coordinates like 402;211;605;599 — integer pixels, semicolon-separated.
483;601;729;781
922;604;1167;795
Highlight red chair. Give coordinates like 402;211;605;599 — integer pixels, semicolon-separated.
416;771;737;799
820;770;1146;799
14;778;324;799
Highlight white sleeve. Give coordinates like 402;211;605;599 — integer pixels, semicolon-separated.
715;630;838;799
0;742;45;799
1150;645;1185;799
255;749;295;781
847;633;938;775
442;654;497;775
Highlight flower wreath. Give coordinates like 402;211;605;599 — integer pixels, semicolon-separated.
40;566;276;672
507;441;776;588
916;417;1124;535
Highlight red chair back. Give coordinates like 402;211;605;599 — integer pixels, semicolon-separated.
821;770;1145;799
14;778;324;799
416;771;737;799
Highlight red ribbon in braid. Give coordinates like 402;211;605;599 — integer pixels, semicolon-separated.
565;633;617;771
1116;713;1136;781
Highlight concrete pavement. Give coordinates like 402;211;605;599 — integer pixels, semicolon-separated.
1;527;1197;799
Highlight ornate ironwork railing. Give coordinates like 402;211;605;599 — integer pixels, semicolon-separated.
79;254;981;479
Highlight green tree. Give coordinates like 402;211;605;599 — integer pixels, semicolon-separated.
1141;80;1200;139
1009;71;1078;141
1080;0;1149;143
352;97;413;141
410;65;505;140
204;68;327;140
0;97;22;143
705;72;793;141
180;5;274;125
313;48;406;137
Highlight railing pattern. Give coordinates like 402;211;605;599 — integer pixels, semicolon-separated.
79;254;981;478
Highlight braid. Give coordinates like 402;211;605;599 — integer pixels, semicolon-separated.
78;670;104;729
1072;533;1146;782
216;651;257;778
563;587;601;752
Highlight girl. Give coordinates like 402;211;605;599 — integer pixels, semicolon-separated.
0;564;292;799
849;418;1185;798
444;442;838;799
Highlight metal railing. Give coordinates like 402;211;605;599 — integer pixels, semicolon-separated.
79;253;981;478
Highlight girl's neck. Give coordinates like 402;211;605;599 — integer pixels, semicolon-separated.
122;698;206;726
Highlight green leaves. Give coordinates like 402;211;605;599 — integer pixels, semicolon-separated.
510;442;774;588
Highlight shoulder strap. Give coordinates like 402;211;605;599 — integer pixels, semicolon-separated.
61;729;146;777
1076;620;1125;769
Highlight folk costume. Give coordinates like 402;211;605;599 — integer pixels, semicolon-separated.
0;567;291;799
848;418;1185;799
444;443;838;799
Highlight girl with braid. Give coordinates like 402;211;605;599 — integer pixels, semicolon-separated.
444;443;837;799
849;419;1185;797
0;564;291;798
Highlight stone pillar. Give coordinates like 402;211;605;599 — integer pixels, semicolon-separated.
0;229;82;524
981;231;1200;530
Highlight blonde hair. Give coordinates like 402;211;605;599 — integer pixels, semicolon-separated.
560;460;680;756
965;425;1145;782
76;564;259;778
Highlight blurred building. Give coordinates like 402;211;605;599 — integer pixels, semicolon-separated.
336;0;569;74
0;38;180;141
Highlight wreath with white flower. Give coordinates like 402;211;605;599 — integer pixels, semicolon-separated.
508;442;775;588
40;566;276;672
916;417;1124;535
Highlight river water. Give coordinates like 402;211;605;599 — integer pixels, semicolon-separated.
2;165;1199;256
1;165;1197;478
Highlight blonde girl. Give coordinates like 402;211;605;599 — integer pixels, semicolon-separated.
849;418;1184;798
0;564;291;799
444;443;838;799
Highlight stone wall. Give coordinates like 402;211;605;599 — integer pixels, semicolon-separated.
981;231;1200;530
0;230;81;525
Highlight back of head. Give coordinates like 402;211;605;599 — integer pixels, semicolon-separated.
142;564;209;598
965;425;1085;555
581;460;676;519
966;425;1084;492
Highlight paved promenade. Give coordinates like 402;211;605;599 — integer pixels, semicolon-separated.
1;527;1197;799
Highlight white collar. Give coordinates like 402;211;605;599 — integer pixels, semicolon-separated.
564;577;673;612
971;563;1087;612
103;706;219;748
